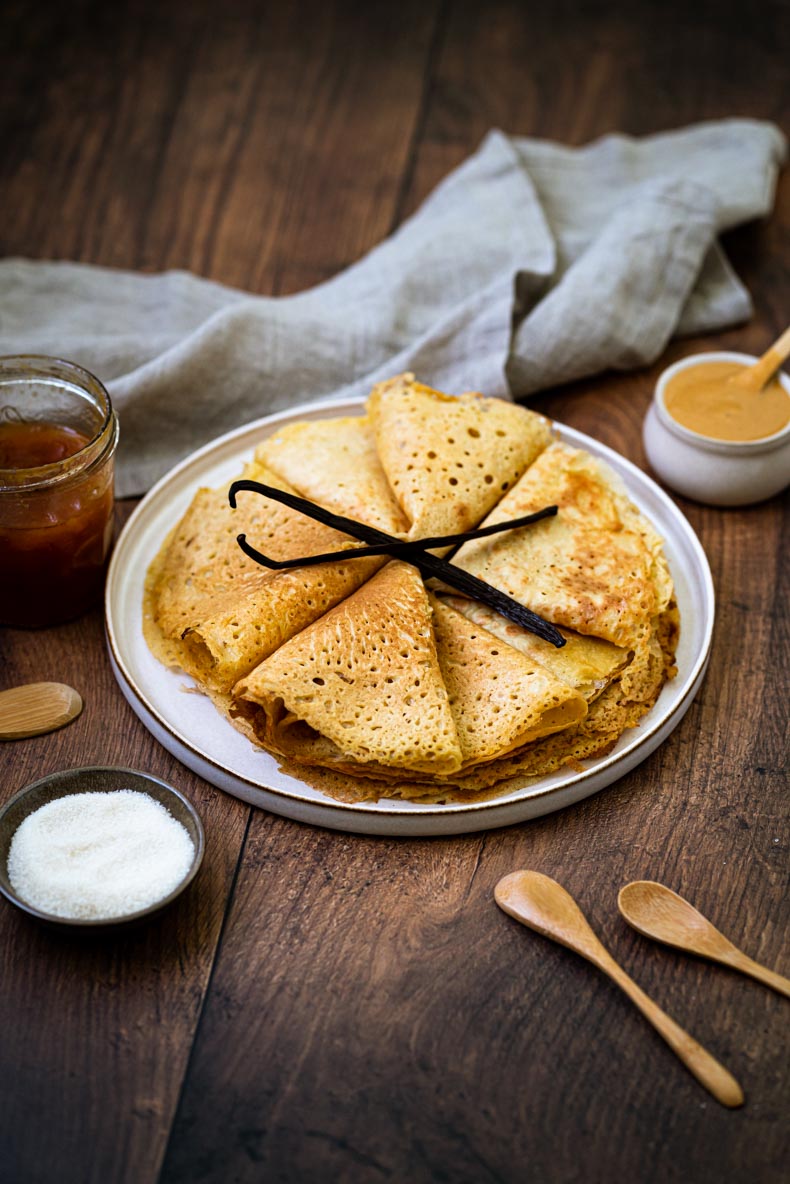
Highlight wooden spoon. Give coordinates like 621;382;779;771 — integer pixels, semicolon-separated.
0;682;83;740
729;324;790;391
495;870;744;1108
619;881;790;999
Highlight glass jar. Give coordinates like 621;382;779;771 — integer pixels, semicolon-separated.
0;355;119;626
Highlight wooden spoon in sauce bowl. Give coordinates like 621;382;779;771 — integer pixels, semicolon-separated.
618;881;790;999
0;682;83;740
729;324;790;391
495;870;744;1108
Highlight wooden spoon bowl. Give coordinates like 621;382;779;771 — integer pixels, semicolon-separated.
618;881;790;998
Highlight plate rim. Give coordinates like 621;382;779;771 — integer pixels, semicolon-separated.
105;396;714;832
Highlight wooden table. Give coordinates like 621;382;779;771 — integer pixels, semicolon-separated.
1;2;787;1181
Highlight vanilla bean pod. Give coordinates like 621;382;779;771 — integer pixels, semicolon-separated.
229;479;565;647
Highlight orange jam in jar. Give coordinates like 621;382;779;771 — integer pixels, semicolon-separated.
0;356;119;627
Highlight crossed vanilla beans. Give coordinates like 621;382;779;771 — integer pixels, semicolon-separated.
229;479;564;647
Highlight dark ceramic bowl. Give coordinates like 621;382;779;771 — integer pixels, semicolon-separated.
0;766;205;929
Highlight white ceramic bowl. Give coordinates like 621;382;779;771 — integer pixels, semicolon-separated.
643;351;790;506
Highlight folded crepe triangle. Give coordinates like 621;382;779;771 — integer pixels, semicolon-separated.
233;560;464;774
456;442;671;650
255;414;410;535
439;596;631;703
430;597;588;769
144;459;382;694
367;373;553;539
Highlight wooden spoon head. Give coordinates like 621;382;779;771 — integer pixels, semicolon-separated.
618;881;736;959
0;682;83;740
495;870;608;965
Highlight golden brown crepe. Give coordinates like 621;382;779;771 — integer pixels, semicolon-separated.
148;459;273;644
233;561;464;775
367;373;553;538
454;442;672;651
438;596;632;702
430;596;588;766
144;460;381;694
255;414;410;535
437;620;672;793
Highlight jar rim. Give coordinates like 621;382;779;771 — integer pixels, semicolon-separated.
654;351;790;454
0;355;117;491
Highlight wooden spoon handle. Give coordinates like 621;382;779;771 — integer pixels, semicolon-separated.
726;951;790;999
732;325;790;389
601;957;744;1108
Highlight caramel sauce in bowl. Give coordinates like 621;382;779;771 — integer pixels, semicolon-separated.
643;351;790;506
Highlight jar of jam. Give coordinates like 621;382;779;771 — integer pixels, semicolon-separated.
0;356;119;627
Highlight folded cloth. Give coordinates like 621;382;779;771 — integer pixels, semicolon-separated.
0;118;784;496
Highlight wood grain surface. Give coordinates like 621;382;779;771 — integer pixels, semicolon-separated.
1;2;787;1182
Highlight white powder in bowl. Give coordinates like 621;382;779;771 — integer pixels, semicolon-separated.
7;789;196;920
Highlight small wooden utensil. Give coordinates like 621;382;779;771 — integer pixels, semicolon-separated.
0;682;83;740
729;325;790;391
619;881;790;999
495;870;744;1108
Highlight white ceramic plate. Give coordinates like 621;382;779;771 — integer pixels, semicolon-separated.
105;398;714;836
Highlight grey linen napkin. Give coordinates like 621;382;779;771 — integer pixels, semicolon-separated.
0;118;784;497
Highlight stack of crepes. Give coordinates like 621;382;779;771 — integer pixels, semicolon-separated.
144;374;678;801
